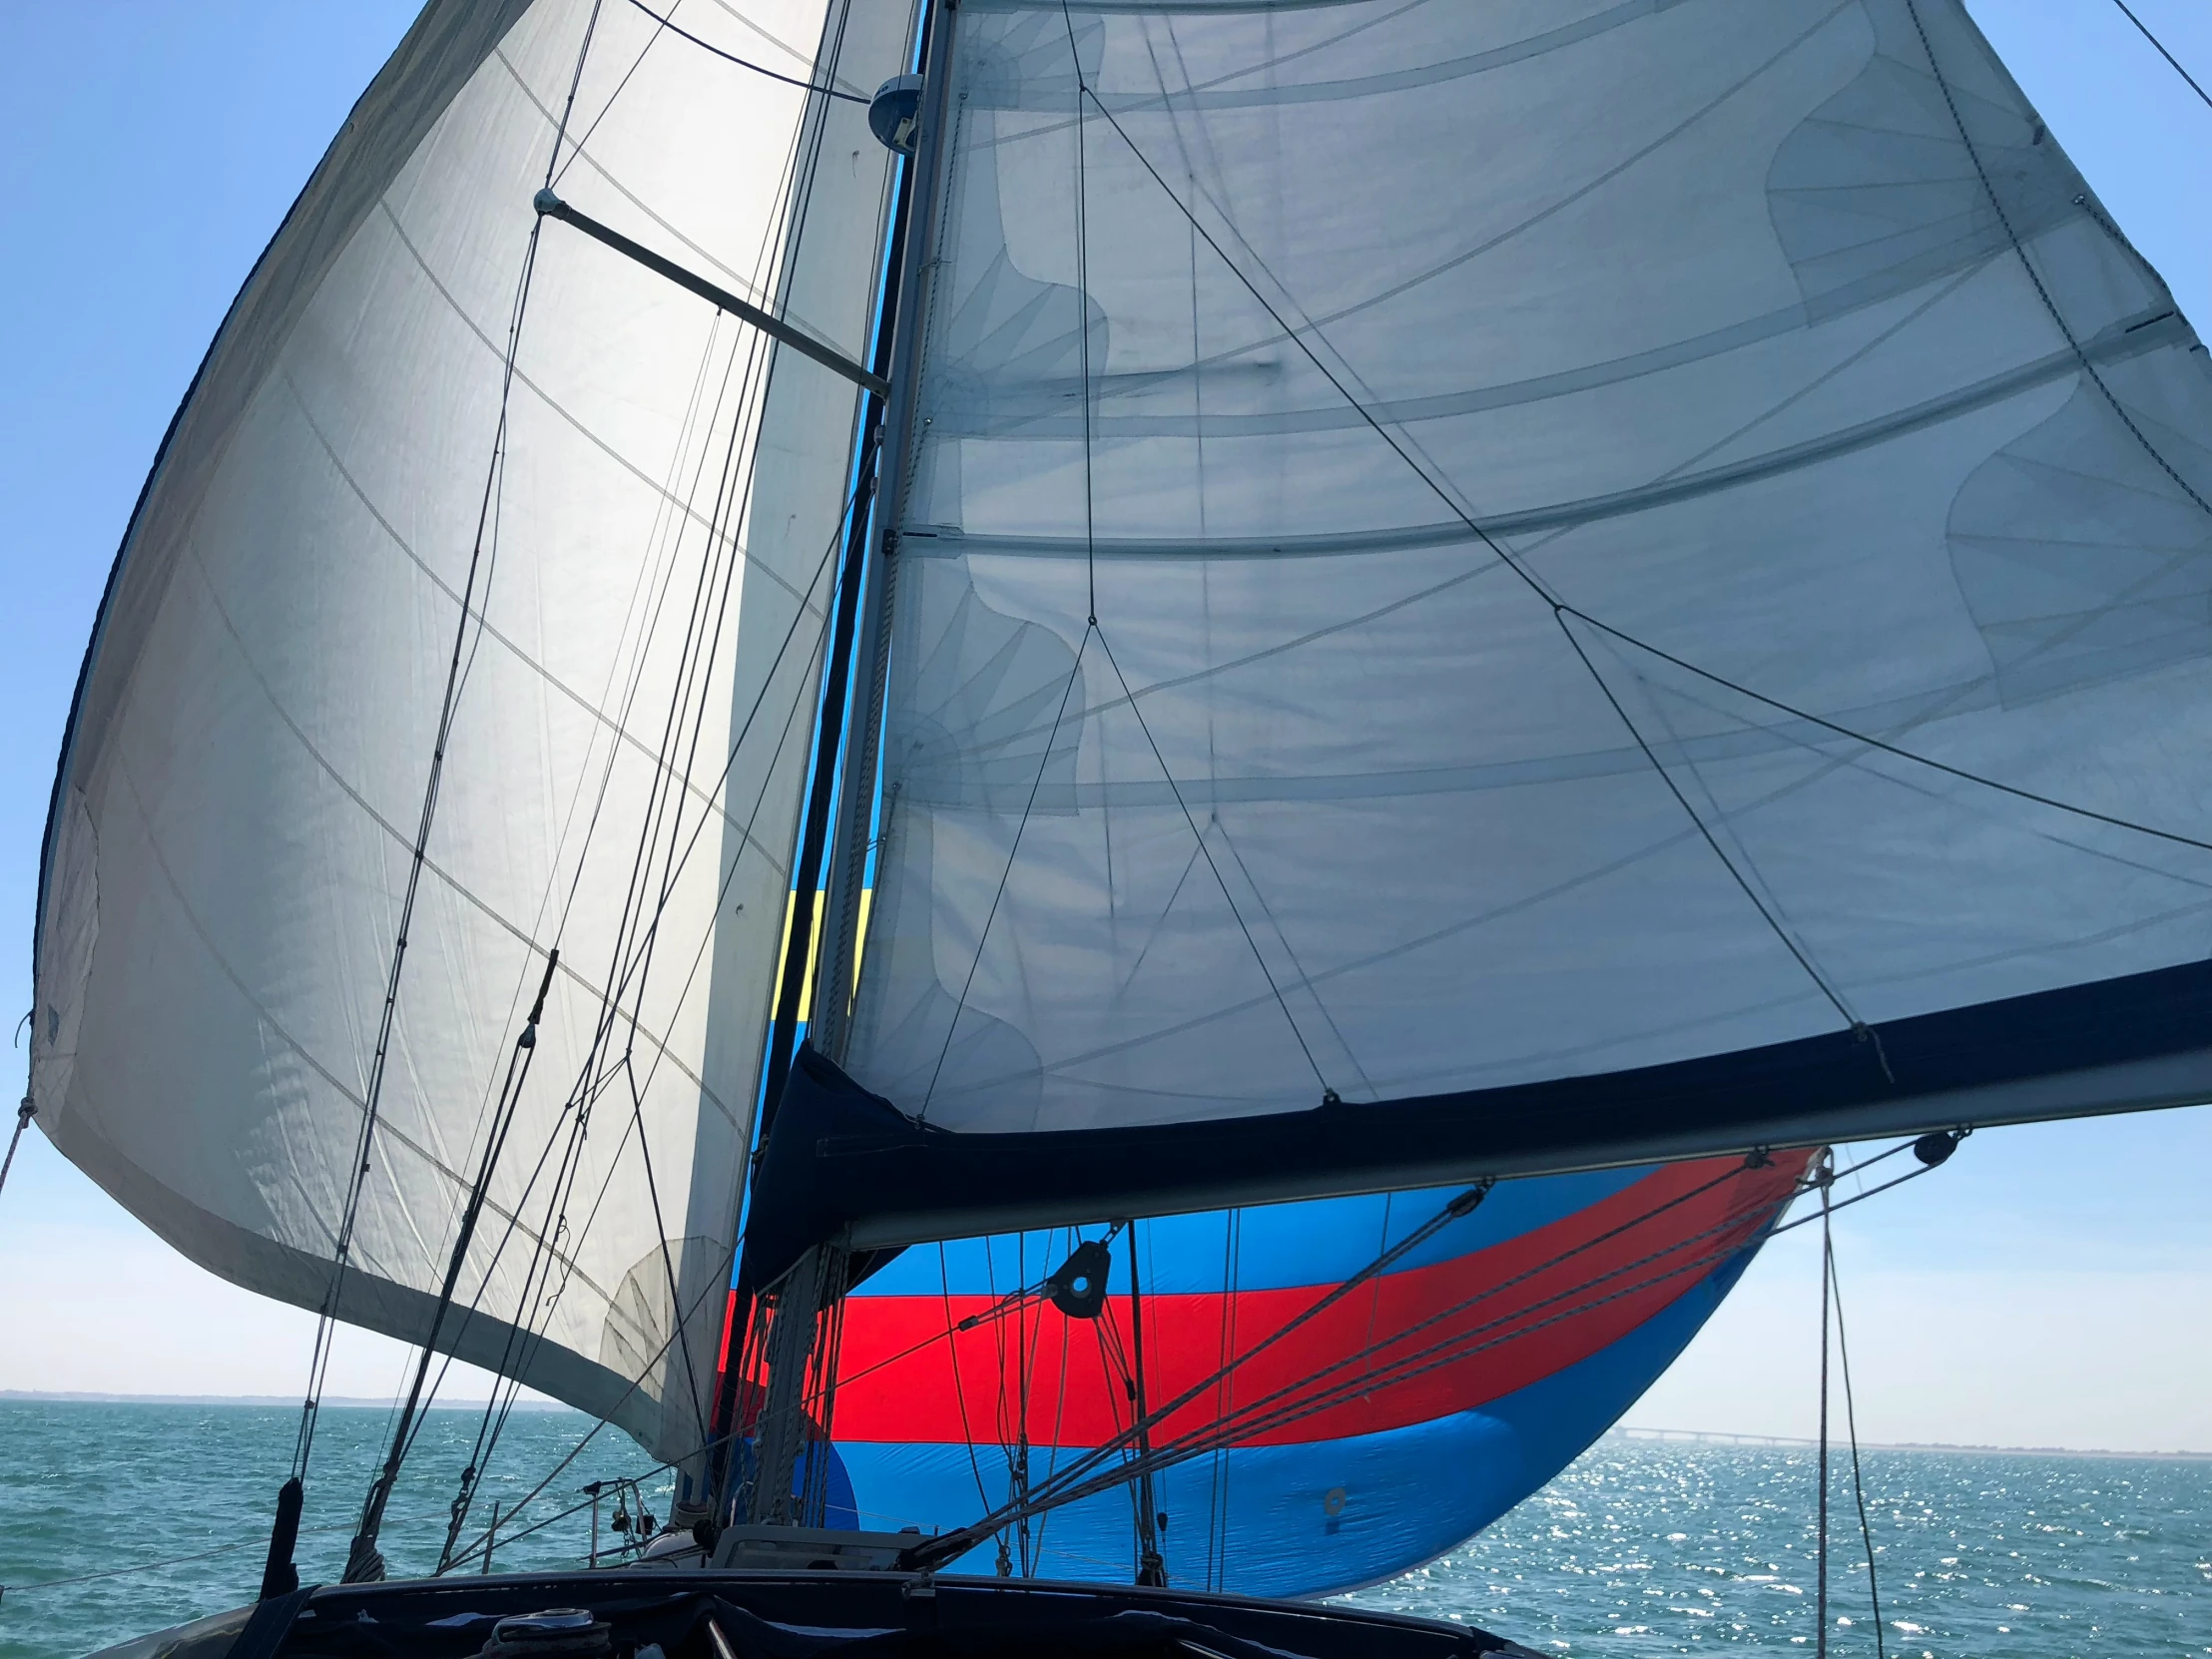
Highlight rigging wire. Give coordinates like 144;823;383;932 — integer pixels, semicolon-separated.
1204;1208;1244;1593
432;476;857;1561
2109;0;2212;112
1064;0;1098;629
1831;1215;1889;1659
1817;1160;1833;1659
1554;618;1886;1060
620;0;869;102
352;950;560;1583
909;1154;1859;1562
964;1175;1489;1529
468;0;876;1523
1013;5;1338;1101
396;296;738;1481
919;633;1091;1118
1077;83;1899;1061
835;1225;1128;1395
945;1176;1796;1543
570;273;794;1450
1124;1176;1789;1458
1122;1221;1168;1586
1903;0;2212;530
1766;1133;1964;1238
1091;627;1336;1096
435;0;876;1502
1002;1162;1738;1511
1066;69;2212;1006
297;8;609;1577
416;121;863;1545
439;1260;732;1571
938;1241;1000;1515
899;1166;1919;1573
0;1097;33;1205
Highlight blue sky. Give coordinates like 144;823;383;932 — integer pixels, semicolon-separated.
1;2;2209;1443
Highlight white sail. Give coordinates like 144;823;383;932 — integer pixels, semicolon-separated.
842;0;2212;1142
30;0;907;1460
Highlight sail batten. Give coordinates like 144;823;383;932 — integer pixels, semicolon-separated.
830;0;2212;1164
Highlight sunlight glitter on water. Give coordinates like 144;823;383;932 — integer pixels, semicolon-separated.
1344;1441;2212;1657
3;1408;2207;1659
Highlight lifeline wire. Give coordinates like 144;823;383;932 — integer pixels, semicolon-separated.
1;1524;355;1598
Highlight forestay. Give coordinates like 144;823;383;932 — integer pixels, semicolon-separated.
842;0;2212;1155
30;0;906;1460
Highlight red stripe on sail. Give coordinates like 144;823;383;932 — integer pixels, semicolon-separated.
827;1153;1807;1447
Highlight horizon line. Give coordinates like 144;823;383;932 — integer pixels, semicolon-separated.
2;1395;2203;1458
0;1389;572;1409
1611;1424;2212;1460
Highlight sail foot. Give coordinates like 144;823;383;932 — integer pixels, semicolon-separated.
749;958;2212;1272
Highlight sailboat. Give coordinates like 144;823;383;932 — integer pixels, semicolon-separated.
27;0;2212;1651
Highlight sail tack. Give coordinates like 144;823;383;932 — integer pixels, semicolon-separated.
31;0;906;1460
836;0;2212;1169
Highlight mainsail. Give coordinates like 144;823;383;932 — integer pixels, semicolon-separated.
811;0;2212;1226
29;0;909;1461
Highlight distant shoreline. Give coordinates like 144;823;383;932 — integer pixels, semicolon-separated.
1612;1426;2212;1462
0;1389;572;1410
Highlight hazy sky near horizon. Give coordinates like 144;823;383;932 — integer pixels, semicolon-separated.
2;1;2210;1450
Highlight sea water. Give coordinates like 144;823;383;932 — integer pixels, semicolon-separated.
1345;1441;2212;1656
0;1401;666;1659
1;1405;2205;1659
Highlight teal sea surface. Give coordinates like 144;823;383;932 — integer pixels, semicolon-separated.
2;1404;2206;1658
1345;1440;2210;1656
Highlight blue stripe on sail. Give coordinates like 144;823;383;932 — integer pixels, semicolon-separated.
855;1166;1654;1299
830;1243;1755;1599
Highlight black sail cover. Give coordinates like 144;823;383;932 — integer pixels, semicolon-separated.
757;0;2212;1268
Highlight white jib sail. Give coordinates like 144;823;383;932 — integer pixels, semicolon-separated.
31;0;907;1461
843;0;2212;1139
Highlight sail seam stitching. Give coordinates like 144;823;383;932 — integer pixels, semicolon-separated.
1074;75;2212;875
1900;0;2212;523
1071;77;1884;1062
1062;0;1336;1101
